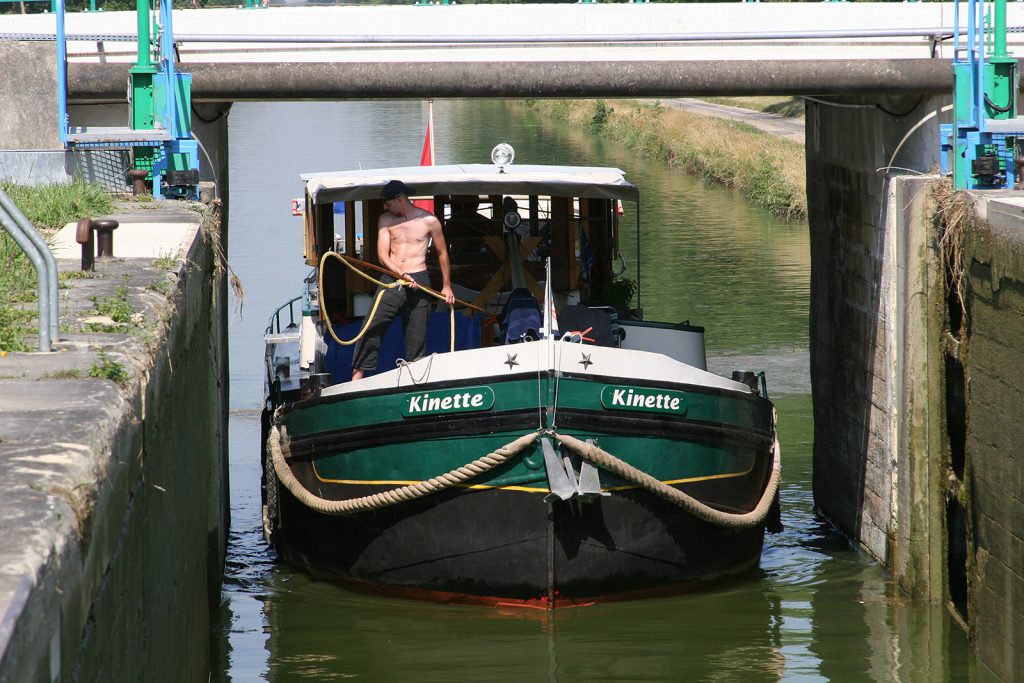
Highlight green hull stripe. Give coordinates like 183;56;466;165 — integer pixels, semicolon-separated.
286;376;770;439
304;430;757;489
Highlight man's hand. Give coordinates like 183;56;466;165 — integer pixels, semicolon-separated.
401;272;418;289
442;285;455;306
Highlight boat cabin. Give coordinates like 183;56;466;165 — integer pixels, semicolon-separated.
301;163;640;323
270;159;704;391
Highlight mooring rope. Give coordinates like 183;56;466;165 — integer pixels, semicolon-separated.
268;416;780;528
550;422;781;529
268;425;540;515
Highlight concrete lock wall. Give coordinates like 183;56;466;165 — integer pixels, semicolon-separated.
808;98;1024;680
959;197;1024;682
806;94;947;583
0;212;228;681
0;42;67;184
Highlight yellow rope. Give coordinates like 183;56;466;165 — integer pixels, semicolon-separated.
317;250;455;351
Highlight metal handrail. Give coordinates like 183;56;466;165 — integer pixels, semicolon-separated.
0;190;59;352
265;296;301;336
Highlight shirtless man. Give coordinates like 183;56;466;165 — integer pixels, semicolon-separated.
351;180;455;380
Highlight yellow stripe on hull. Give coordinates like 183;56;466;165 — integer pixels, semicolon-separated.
311;464;754;492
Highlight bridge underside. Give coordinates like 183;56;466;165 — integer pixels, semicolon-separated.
67;59;952;103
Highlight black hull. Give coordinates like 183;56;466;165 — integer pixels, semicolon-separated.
269;472;769;606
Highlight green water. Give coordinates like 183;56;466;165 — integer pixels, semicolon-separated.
212;100;988;681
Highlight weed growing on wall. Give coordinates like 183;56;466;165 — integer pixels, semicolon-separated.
932;179;973;335
89;287;134;325
88;351;130;385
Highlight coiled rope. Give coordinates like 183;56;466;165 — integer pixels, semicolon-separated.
268;417;780;528
317;251;496;353
268;425;540;515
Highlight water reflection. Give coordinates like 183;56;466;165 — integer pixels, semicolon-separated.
213;100;983;682
259;572;785;682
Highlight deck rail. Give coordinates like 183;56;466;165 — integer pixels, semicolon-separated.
265;296;300;336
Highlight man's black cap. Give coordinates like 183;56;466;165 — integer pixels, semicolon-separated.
381;180;413;201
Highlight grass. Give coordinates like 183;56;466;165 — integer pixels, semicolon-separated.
42;368;82;380
89;286;134;325
522;99;807;220
0;180;115;352
87;351;130;385
152;250;179;271
698;96;805;119
0;307;34;353
147;278;173;295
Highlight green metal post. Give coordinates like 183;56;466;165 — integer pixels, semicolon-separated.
994;0;1007;58
987;0;1016;120
129;0;157;175
953;61;974;190
135;0;150;68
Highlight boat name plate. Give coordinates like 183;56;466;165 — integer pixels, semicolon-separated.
600;386;687;415
403;386;495;417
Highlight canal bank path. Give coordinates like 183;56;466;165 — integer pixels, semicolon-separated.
661;99;806;144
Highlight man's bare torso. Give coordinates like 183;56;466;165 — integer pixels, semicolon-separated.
380;208;436;274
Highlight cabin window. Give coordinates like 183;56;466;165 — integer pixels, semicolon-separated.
312;192;623;339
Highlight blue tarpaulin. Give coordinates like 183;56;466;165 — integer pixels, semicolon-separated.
323;311;484;383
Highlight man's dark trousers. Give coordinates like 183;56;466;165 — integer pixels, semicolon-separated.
352;270;432;374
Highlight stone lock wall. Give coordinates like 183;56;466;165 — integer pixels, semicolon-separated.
0;208;228;682
959;198;1024;682
806;94;947;583
808;96;1024;681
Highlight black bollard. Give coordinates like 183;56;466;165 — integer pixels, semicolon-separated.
93;219;119;259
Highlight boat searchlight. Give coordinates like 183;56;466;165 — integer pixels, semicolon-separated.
491;143;515;172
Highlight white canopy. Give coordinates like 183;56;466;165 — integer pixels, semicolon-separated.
302;164;640;205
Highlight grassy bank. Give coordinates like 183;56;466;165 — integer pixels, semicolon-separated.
699;96;805;119
0;180;113;352
522;99;806;220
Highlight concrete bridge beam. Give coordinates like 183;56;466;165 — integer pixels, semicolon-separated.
67;59;954;104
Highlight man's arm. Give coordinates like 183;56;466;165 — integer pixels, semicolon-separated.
375;222;402;277
429;217;456;305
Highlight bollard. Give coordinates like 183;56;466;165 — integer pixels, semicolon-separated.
127;169;149;196
93;219;119;258
75;216;94;271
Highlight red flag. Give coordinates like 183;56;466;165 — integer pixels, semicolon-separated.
414;103;434;213
418;119;433;167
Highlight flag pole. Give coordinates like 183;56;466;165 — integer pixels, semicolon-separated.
428;99;435;163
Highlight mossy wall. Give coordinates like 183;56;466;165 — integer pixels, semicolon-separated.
808;146;1024;679
70;215;228;681
806;96;948;579
959;198;1024;682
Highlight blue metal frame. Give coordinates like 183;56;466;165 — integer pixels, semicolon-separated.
942;0;1022;190
56;0;199;200
150;0;199;200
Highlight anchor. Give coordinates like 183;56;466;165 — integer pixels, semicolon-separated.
541;436;610;503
